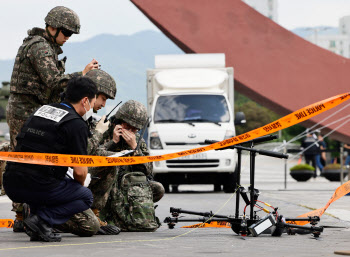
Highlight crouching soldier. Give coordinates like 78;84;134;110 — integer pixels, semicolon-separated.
90;100;164;231
54;69;120;236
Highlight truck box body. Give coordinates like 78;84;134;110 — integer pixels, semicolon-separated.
146;54;239;192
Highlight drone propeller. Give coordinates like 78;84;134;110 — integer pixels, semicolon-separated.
322;225;347;229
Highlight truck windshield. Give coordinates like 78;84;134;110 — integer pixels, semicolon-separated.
154;95;230;123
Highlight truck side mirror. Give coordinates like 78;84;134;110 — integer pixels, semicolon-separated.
234;112;246;125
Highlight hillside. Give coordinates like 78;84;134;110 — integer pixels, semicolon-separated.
0;30;183;115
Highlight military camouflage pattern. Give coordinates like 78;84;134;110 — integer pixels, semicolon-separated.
0;142;10;196
8;27;80;214
87;118;103;156
97;133;164;231
88;133;154;210
54;209;99;237
88;165;119;210
45;6;80;33
9;28;78;108
113;100;148;130
101;172;160;232
85;70;116;99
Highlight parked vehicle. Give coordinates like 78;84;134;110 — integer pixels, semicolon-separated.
146;54;245;192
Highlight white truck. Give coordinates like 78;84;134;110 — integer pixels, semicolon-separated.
146;54;245;192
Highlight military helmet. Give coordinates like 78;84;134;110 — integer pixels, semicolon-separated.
85;70;116;99
45;6;80;34
114;100;147;130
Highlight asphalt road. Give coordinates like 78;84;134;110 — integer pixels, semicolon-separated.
1;155;350;257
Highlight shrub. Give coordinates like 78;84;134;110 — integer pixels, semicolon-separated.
290;164;315;171
323;163;341;170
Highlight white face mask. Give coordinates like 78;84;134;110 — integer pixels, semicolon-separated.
82;100;93;121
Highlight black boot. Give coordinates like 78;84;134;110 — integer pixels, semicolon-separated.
13;211;25;232
24;215;62;242
97;224;121;235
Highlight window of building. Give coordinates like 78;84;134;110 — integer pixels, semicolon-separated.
329;40;336;48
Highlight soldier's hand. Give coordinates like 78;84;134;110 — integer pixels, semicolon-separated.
122;129;137;149
113;125;123;144
82;59;100;75
95;116;109;134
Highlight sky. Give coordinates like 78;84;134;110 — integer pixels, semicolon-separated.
0;0;350;60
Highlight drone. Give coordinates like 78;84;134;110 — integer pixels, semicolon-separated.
164;135;330;238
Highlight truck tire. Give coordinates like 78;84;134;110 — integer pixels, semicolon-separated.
223;172;237;193
214;183;222;192
171;185;179;193
163;183;170;193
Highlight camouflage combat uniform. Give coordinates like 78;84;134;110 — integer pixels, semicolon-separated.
59;101;164;235
7;27;80;150
98;134;164;229
7;27;82;214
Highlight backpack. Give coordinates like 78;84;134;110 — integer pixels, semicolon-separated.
114;172;160;231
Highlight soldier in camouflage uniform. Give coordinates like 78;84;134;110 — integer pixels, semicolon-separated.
54;69;120;236
59;100;164;235
91;101;164;228
85;69;117;156
8;6;100;232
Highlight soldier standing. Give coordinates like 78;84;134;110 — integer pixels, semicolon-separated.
8;6;99;232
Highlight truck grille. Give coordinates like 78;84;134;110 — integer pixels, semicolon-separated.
166;159;219;168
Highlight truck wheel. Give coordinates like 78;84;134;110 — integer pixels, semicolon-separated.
171;185;179;193
214;184;222;192
223;172;237;193
163;183;170;193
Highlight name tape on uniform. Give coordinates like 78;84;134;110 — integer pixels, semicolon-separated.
0;92;349;167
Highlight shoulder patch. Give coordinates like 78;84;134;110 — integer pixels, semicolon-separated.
34;105;69;122
29;40;54;58
36;47;54;58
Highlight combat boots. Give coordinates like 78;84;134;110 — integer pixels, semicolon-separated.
92;208;121;235
24;214;61;242
13;212;25;232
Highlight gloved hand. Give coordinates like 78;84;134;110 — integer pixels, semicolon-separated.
95;115;109;134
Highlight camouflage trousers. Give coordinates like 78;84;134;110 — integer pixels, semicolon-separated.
100;179;164;230
7;94;37;150
59;166;165;236
54;209;100;237
0;142;10;196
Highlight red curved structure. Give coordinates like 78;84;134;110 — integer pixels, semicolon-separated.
131;0;350;143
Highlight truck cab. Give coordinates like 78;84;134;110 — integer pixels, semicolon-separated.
146;54;245;192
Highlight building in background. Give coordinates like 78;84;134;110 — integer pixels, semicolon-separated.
242;0;278;22
293;16;350;58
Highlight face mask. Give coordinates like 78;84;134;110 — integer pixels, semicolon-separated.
82;100;93;121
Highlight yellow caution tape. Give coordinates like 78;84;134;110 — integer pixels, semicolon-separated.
0;92;348;167
181;221;231;228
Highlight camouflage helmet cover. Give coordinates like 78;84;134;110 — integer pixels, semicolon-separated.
114;100;147;130
45;6;80;34
85;70;116;99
